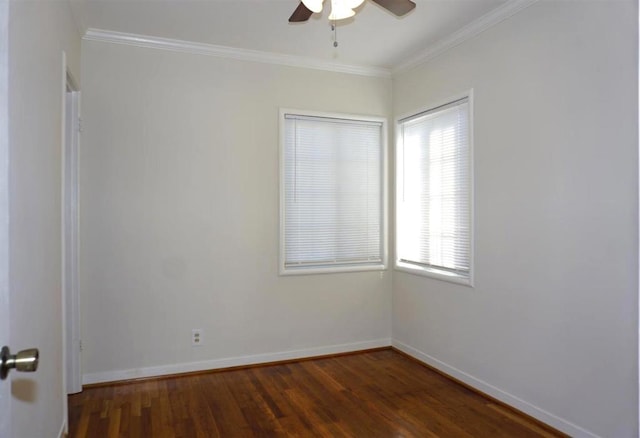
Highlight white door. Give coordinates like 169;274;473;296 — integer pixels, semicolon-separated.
0;0;41;432
0;3;66;437
0;0;10;435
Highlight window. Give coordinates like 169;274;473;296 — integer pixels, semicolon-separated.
395;95;472;285
280;110;387;275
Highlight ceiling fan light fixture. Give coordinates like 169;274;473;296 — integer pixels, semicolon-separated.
328;0;355;20
288;0;415;23
302;0;324;13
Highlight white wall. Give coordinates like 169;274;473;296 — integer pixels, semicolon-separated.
8;1;80;436
392;1;637;437
79;41;392;381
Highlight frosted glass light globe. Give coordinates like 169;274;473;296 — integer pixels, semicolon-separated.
302;0;324;13
328;0;355;20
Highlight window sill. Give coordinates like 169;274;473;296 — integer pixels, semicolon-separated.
280;263;387;276
394;262;473;287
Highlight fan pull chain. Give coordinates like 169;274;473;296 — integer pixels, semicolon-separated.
332;20;338;47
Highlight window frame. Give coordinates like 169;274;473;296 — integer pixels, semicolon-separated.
394;91;474;287
279;108;388;276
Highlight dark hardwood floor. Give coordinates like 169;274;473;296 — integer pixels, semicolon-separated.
68;349;564;437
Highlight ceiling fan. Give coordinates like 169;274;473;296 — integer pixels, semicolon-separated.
289;0;416;23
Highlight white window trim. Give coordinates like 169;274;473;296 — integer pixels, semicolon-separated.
279;108;389;276
393;90;475;287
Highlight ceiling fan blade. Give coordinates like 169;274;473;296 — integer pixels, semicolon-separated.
289;2;314;22
370;0;416;16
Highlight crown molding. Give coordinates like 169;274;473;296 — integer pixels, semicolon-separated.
83;29;392;78
84;0;537;79
392;0;539;75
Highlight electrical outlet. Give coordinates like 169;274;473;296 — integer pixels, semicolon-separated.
192;329;203;347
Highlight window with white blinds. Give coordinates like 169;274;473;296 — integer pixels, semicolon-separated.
396;96;472;285
281;111;386;274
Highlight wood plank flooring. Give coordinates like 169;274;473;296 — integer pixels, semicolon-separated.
68;349;564;437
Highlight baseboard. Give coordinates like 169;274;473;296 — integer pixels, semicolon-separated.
82;338;392;385
57;419;67;438
392;339;600;438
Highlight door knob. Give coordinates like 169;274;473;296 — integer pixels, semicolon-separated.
0;346;39;380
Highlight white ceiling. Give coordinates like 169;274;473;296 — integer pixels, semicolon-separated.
69;0;509;70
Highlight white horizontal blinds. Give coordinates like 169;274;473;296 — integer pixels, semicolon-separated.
284;114;383;269
398;98;470;275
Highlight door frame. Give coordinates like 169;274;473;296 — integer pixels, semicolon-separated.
62;53;81;398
